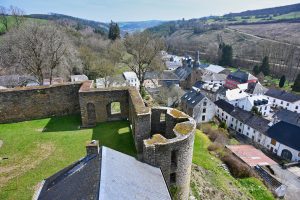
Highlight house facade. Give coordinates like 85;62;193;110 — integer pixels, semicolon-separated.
265;89;300;113
214;99;300;162
181;89;215;123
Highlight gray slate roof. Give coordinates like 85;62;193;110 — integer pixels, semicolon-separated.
182;89;206;108
273;109;300;127
265;88;300;103
214;99;235;114
99;147;171;200
246;82;267;95
245;115;270;133
231;107;253;123
174;66;193;80
267;121;300;151
38;147;171;200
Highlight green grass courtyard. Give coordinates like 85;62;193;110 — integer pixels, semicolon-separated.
0;115;136;199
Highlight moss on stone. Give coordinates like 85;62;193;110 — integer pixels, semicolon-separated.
174;123;194;135
145;134;167;145
169;109;188;118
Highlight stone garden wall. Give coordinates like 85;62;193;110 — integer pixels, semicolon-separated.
0;83;82;123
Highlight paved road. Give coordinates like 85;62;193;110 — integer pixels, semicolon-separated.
271;164;300;200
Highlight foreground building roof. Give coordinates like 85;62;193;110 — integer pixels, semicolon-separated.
36;146;171;200
265;88;300;103
267;121;300;151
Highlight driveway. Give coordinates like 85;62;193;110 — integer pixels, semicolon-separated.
271;164;300;200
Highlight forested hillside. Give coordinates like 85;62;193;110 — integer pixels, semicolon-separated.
148;3;300;81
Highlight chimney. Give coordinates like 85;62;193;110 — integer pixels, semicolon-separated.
86;140;99;155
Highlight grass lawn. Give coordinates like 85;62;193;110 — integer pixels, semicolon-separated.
0;115;136;200
192;130;274;200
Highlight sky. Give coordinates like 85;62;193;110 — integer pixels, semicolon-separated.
1;0;300;22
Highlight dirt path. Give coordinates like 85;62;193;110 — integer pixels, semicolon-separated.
226;27;300;49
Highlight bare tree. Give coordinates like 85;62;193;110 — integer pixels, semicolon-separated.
0;6;8;32
10;6;25;28
0;22;69;85
123;31;165;91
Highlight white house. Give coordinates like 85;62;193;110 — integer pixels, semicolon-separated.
237;95;271;117
71;75;88;82
181;89;215;123
214;99;300;162
265;121;300;162
224;88;249;106
265;88;300;113
123;72;140;89
202;73;227;85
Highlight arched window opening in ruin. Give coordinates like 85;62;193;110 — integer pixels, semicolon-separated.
160;113;166;122
87;103;96;126
111;102;121;115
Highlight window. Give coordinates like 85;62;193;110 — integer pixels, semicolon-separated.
296;106;299;109
170;173;176;184
111;102;121;114
222;113;224;116
230;124;233;127
287;103;290;106
202;116;206;121
258;139;261;143
160;113;166;122
281;101;283;105
263;112;266;116
240;122;242;126
247;126;250;130
203;101;207;106
203;108;206;113
171;150;178;167
226;116;228;119
271;139;277;145
238;128;241;133
265;106;267;110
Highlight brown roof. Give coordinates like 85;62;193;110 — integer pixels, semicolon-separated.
227;145;276;167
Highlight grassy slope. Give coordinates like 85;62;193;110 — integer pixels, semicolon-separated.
192;130;274;200
0;115;135;199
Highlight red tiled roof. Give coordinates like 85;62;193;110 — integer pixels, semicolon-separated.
227;145;277;167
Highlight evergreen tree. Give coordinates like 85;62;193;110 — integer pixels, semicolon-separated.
253;65;260;75
219;43;233;67
108;21;120;41
279;75;286;88
260;56;270;76
292;74;300;92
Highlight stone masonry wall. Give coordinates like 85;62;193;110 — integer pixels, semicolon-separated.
0;83;82;123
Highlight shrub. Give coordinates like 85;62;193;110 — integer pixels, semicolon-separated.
221;153;253;178
201;124;213;135
207;131;218;142
207;142;222;152
219;122;227;129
